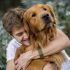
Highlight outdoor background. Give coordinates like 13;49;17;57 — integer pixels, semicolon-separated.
0;0;70;70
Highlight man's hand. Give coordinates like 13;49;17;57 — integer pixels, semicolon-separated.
15;51;33;70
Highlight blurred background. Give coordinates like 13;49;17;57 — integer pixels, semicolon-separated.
0;0;70;70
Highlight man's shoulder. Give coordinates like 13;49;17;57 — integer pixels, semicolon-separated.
8;38;18;45
7;39;21;50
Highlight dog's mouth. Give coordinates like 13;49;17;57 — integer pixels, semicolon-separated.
37;21;51;33
44;19;51;28
35;19;51;33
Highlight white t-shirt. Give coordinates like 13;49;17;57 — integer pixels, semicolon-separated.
6;39;21;62
6;38;70;62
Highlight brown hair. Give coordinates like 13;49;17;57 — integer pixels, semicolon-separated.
2;7;26;35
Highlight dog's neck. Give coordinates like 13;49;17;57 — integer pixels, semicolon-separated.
33;26;56;47
34;31;47;47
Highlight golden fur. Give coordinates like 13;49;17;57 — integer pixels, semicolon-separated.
15;4;67;70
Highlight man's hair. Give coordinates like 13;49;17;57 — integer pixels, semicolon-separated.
2;7;26;35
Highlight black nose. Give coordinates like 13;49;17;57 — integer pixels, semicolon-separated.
42;14;49;20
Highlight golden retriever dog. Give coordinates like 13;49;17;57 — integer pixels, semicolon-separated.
15;4;67;70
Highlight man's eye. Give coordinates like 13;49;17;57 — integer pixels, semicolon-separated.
16;32;23;36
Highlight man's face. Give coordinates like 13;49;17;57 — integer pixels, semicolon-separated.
12;26;30;46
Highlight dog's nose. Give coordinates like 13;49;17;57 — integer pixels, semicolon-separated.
42;14;49;20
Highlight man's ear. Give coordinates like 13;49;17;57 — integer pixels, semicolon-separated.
45;4;57;23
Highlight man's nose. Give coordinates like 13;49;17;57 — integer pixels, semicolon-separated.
23;33;29;39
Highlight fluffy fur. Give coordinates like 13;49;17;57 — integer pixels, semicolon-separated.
15;4;67;70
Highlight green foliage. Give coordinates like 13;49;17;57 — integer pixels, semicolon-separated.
55;2;70;38
65;47;70;57
50;1;70;56
0;20;12;70
53;1;70;56
0;0;21;16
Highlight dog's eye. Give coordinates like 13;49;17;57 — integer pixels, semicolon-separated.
32;13;36;17
43;8;47;11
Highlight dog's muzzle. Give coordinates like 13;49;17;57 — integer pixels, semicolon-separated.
42;14;51;28
42;14;50;21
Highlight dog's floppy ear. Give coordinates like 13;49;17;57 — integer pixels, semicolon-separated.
23;19;33;36
46;4;55;17
23;20;29;34
45;4;57;23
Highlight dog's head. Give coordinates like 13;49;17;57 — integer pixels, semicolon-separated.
24;4;57;34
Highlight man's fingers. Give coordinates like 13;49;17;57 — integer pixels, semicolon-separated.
15;63;19;69
15;59;18;65
17;65;22;70
17;65;25;70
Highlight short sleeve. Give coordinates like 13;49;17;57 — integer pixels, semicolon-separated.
6;44;15;62
6;39;21;62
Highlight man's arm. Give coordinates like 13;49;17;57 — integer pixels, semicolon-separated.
31;29;70;59
6;60;15;70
